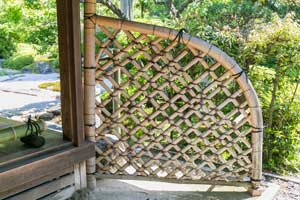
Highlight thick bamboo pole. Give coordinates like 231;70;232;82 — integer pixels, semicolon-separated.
84;0;97;190
249;106;264;196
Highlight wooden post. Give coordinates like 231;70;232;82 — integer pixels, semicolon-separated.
56;0;84;146
84;0;97;190
57;0;87;189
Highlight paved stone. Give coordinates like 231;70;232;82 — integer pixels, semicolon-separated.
69;179;279;200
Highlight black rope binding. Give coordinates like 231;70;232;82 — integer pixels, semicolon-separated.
85;123;96;127
232;70;245;79
250;125;264;133
20;116;45;148
250;177;263;182
232;68;249;83
84;13;97;25
173;28;188;43
83;66;97;70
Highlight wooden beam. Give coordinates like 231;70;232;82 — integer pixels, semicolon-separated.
7;174;75;200
0;141;94;196
56;0;84;146
42;185;76;200
1;167;73;199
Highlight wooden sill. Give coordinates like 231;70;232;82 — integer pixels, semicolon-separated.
0;130;69;168
0;130;94;199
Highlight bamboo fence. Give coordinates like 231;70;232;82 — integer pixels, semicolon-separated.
87;15;263;192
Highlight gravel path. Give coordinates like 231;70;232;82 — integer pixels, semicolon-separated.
266;175;300;200
0;73;60;118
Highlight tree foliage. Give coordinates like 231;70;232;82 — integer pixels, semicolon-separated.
0;25;16;58
0;0;57;59
245;15;300;172
0;0;22;58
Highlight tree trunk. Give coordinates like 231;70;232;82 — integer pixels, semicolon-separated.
279;81;300;127
140;0;144;18
266;65;280;161
98;0;127;19
289;81;299;108
177;0;194;17
121;0;134;20
268;69;280;129
165;0;176;17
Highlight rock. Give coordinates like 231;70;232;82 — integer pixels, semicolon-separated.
38;112;54;121
22;62;55;74
51;116;62;124
47;105;61;116
35;62;55;74
21;66;33;74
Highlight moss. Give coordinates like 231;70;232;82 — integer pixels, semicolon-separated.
38;81;60;92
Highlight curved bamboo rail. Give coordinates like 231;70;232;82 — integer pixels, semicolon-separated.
90;15;263;193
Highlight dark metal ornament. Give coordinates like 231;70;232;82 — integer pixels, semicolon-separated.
20;116;45;148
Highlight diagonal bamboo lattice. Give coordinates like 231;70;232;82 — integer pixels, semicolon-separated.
92;16;263;186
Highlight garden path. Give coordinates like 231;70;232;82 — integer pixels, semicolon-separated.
0;73;60;119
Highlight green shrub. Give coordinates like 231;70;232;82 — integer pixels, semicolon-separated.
53;58;59;69
245;14;300;173
3;55;34;70
0;26;16;58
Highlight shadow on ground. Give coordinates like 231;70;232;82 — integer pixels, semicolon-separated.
71;179;252;200
0;100;59;118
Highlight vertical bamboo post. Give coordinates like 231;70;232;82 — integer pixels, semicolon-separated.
84;0;97;190
249;106;264;196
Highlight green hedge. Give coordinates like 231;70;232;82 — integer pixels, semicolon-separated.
3;55;34;70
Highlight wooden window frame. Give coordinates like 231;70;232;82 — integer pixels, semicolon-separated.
56;0;84;146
